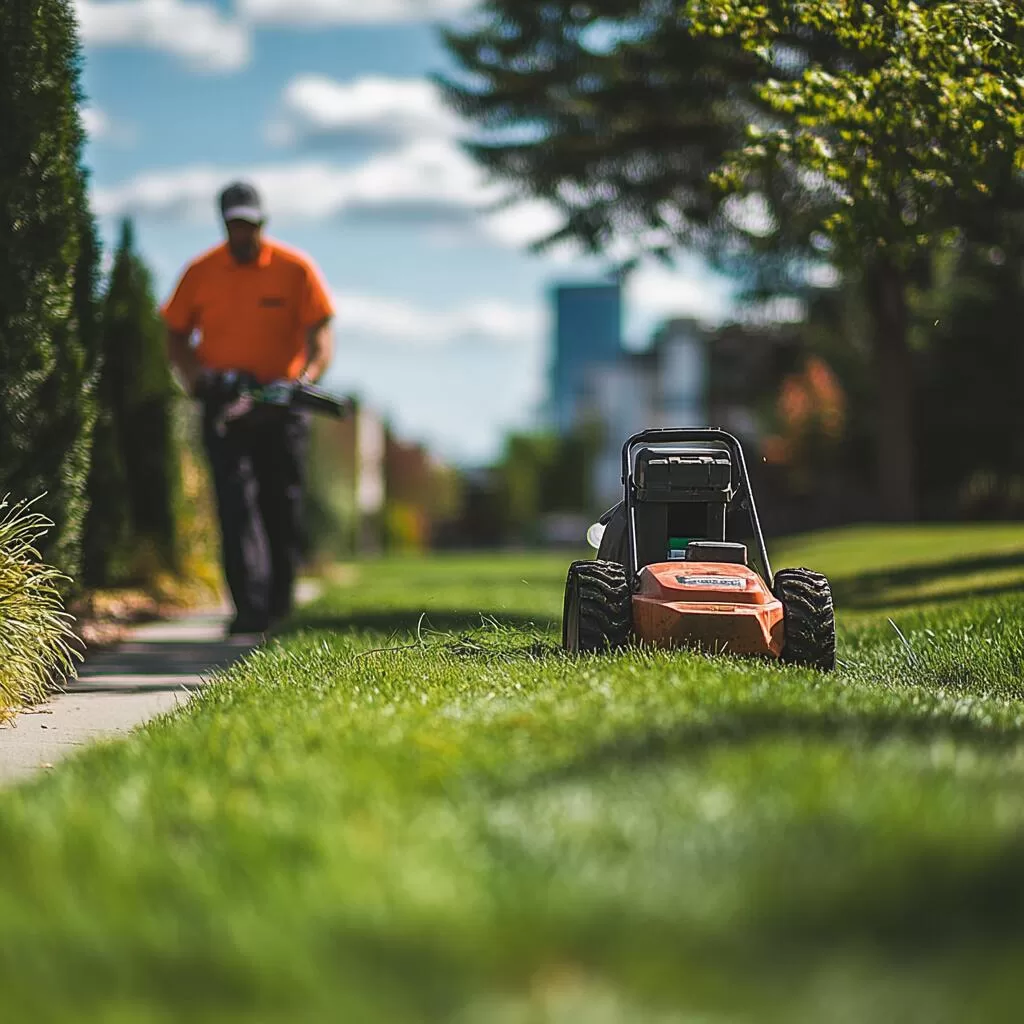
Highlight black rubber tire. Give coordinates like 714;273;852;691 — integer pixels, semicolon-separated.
562;559;632;654
774;567;836;672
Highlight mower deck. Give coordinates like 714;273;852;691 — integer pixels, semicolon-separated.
631;561;785;658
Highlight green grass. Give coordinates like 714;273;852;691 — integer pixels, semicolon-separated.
0;495;80;711
4;526;1024;1022
775;522;1024;611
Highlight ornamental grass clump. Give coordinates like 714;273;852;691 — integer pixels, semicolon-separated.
0;495;80;710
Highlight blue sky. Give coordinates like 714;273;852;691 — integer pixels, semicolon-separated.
77;0;738;464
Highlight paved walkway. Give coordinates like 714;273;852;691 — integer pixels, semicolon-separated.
0;582;321;786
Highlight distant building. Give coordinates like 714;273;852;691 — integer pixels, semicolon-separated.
542;274;797;514
584;318;711;509
549;281;623;433
653;318;707;428
585;352;656;509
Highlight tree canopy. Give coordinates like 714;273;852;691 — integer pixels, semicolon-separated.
441;0;1024;520
439;2;770;265
688;0;1024;261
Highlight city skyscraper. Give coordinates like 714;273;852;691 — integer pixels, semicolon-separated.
549;281;623;433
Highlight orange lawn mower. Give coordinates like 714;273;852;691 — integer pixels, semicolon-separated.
562;428;836;670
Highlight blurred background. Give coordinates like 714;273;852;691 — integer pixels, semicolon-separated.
14;0;1024;601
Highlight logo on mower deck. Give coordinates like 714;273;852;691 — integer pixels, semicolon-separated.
675;575;746;589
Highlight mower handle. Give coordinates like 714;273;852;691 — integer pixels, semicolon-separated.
620;427;740;483
619;426;773;584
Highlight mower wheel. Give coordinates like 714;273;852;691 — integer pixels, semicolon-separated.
562;560;632;655
774;568;836;672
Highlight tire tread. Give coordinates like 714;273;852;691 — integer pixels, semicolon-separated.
774;567;836;671
563;559;632;654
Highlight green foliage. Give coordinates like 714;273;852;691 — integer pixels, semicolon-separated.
81;385;133;587
912;208;1024;517
496;425;600;539
439;1;857;289
0;496;80;710
688;0;1024;261
304;413;358;561
84;218;184;585
0;0;100;581
438;0;766;264
442;1;1024;522
168;400;223;598
106;218;182;570
3;531;1024;1016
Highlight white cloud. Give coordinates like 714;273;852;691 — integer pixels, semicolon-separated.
92;143;477;220
80;104;137;146
267;75;463;148
626;261;735;332
321;290;546;464
238;0;475;26
333;292;544;348
80;106;113;139
75;0;478;73
91;141;561;248
76;0;250;72
480;199;564;249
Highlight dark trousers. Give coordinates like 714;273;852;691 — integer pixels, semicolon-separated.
201;404;310;626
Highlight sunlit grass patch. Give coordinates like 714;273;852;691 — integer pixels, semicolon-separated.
1;525;1024;1020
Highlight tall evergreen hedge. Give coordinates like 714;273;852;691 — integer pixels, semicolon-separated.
0;0;101;582
85;219;183;584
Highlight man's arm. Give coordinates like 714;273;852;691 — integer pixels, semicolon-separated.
298;317;333;385
166;328;205;396
162;263;205;395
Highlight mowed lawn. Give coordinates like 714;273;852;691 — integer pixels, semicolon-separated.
4;526;1024;1022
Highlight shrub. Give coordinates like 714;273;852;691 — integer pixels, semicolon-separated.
0;496;80;710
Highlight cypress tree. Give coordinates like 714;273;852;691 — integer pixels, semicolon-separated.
102;219;182;575
81;219;132;588
82;386;133;588
0;0;100;581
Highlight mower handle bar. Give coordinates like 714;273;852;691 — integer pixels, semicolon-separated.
619;427;773;583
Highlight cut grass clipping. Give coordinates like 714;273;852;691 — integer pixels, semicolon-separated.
0;495;80;709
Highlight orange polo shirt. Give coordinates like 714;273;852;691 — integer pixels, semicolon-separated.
161;237;335;383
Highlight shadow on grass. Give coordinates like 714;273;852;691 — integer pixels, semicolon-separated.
503;706;1024;800
831;550;1024;610
486;708;1024;952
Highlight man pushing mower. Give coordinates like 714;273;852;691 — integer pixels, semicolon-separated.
162;181;346;637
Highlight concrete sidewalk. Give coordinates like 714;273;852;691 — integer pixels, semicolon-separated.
0;582;321;786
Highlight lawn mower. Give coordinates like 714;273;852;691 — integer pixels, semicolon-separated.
562;428;836;670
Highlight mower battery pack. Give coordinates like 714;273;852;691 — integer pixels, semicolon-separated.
634;447;732;501
684;541;748;565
